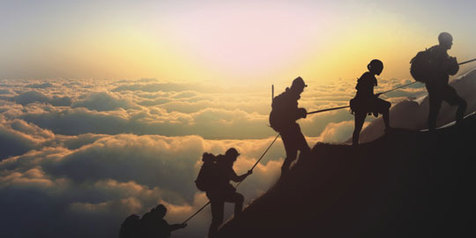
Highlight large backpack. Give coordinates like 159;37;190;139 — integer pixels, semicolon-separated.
269;90;292;132
195;153;218;192
119;214;141;238
410;48;434;82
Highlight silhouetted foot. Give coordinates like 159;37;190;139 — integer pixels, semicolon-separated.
384;127;393;134
455;121;464;131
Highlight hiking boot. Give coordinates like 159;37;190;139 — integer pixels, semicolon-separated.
384;127;393;134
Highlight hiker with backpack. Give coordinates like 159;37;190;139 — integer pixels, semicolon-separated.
139;204;187;238
410;32;467;131
269;76;310;175
350;59;392;146
119;204;186;238
198;148;251;238
119;214;141;238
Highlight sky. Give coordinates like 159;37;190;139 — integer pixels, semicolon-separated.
1;0;475;84
0;1;476;238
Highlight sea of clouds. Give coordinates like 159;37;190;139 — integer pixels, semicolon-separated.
0;71;474;237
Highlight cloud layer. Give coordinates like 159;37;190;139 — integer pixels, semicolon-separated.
0;70;474;237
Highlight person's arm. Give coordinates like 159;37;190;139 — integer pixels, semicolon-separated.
447;57;459;75
291;99;307;120
169;223;187;232
230;169;252;182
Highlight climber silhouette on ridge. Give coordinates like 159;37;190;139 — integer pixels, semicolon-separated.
269;77;310;176
205;148;252;238
420;32;467;131
350;59;392;145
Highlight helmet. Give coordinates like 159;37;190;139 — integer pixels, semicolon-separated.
225;148;240;160
367;59;384;74
291;76;307;89
438;32;453;44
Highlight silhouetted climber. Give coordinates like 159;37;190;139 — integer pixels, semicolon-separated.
350;59;391;145
140;204;187;238
119;214;141;238
418;32;467;131
269;77;310;175
207;148;252;238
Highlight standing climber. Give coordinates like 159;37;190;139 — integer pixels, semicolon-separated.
269;76;310;175
350;59;391;145
206;148;252;238
421;32;467;131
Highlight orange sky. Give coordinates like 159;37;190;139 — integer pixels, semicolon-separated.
1;1;475;86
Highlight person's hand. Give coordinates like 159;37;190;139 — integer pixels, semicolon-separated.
246;170;253;176
375;93;382;97
299;108;307;118
180;223;187;229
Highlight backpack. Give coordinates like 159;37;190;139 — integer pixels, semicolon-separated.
410;48;434;82
269;90;293;132
195;153;218;192
119;214;141;238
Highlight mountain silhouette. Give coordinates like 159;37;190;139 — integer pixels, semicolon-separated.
217;113;476;238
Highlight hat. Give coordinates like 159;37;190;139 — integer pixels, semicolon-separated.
291;76;307;89
225;148;240;159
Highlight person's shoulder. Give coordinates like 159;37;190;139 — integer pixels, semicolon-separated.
429;45;446;56
277;88;291;98
359;72;373;81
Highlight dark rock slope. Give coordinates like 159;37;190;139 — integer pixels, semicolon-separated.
218;114;476;238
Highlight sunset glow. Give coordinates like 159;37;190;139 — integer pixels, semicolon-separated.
2;1;475;85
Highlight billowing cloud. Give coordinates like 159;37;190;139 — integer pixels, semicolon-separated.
72;92;136;111
0;132;291;238
1;70;473;237
13;90;72;106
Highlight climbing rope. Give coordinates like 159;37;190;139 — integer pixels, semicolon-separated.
307;105;350;115
306;82;419;116
459;58;476;65
181;133;281;224
307;57;476;116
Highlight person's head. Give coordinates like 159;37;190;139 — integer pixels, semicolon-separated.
367;59;384;75
155;204;167;218
290;76;307;94
438;32;453;50
202;152;215;163
225;148;240;163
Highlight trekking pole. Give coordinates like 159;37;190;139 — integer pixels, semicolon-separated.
181;133;280;224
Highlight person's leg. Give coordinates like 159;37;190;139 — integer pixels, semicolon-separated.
208;199;224;238
352;112;366;145
456;98;467;124
376;98;391;129
428;95;441;132
293;124;310;161
224;192;245;218
442;86;467;125
280;129;298;174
